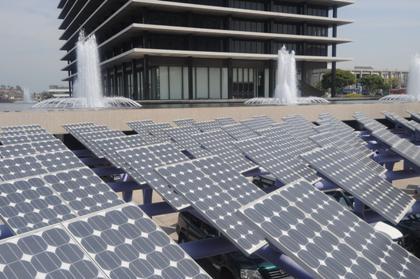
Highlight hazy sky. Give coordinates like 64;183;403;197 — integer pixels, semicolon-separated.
0;0;419;92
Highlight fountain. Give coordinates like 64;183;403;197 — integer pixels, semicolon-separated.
34;30;141;109
245;46;329;106
23;88;33;103
380;54;419;103
408;54;420;100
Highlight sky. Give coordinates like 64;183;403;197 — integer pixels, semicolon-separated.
0;0;419;92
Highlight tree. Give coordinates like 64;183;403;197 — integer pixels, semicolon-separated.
360;75;385;95
321;69;356;93
384;77;401;89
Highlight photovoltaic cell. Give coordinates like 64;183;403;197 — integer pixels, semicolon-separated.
117;143;191;210
301;146;415;224
0;225;107;278
235;137;320;185
64;204;211;279
239;179;420;279
156;157;267;255
192;130;257;173
221;123;259;141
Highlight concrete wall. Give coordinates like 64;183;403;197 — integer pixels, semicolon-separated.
0;103;419;134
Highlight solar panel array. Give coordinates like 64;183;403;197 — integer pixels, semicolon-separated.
301;146;415;224
117;143;191;210
353;113;388;133
128;121;172;144
235;137;320;185
0;124;213;278
156;156;267;255
239;179;420;279
0;204;211;279
193;130;257;173
410;111;420;123
281;115;318;141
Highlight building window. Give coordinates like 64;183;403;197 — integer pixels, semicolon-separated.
272;1;299;14
229;0;265;11
231;18;265;32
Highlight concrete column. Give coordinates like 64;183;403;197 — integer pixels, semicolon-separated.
188;57;194;100
132;59;139;100
122;63;127;98
331;7;338;97
143;56;150;100
227;59;233;99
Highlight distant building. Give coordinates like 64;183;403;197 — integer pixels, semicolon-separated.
58;0;353;100
0;86;23;102
48;85;70;98
351;66;408;88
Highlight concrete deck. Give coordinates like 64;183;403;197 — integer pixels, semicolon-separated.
0;102;419;134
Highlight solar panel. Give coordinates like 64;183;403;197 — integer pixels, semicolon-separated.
64;204;211;279
117;143;191;210
0;155;47;181
0;128;48;138
239;179;420;279
215;117;236;126
240;116;275;131
0;177;77;234
0;140;67;159
0;151;85;181
75;130;125;158
64;125;109;134
371;128;402;147
221;123;259;141
156;156;267;255
174;118;196;127
1;124;43;132
0;165;123;234
94;135;147;168
391;139;420;167
235;137;320;185
0;225;107;278
165;127;211;158
309;133;385;176
194;120;222;132
192;130;257;173
44;167;124;216
0;133;56;145
410;112;420;123
301;146;415;224
258;126;318;153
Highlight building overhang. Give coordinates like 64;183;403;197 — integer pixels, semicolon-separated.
61;23;352;62
101;48;352;67
60;0;353;51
